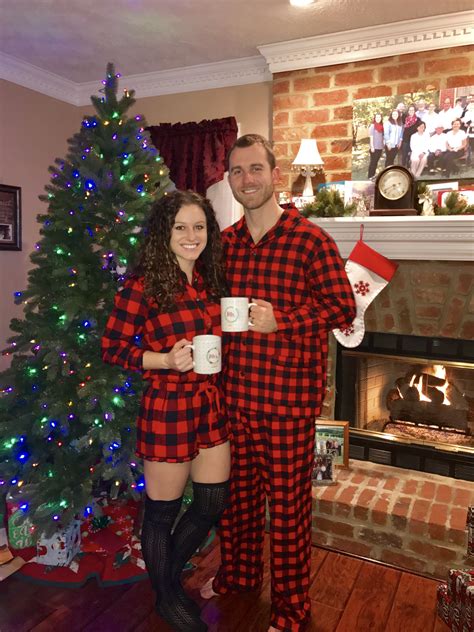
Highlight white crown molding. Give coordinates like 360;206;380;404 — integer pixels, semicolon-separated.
313;216;474;262
258;11;474;73
0;51;81;105
1;11;472;104
75;56;271;106
0;52;271;106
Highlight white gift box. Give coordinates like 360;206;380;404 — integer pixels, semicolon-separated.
36;520;81;566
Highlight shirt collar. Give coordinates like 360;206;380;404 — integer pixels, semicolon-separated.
234;207;302;246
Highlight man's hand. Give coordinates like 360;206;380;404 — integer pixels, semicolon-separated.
249;299;278;334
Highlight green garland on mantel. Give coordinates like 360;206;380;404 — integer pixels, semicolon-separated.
300;188;357;218
416;182;474;216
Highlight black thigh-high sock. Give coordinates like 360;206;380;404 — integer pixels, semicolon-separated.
140;495;207;632
171;481;230;583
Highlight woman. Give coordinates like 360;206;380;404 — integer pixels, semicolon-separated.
383;109;403;167
102;190;230;632
367;112;384;179
461;102;474;164
409;121;430;177
400;104;421;167
444;118;468;176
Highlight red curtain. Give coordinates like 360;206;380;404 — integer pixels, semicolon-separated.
147;117;238;196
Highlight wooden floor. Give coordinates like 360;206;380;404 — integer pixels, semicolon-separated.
0;537;450;632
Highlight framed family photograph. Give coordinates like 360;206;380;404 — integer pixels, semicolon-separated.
0;184;22;251
352;85;474;183
315;420;350;468
312;452;336;486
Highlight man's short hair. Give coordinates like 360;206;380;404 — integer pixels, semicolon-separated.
227;134;276;170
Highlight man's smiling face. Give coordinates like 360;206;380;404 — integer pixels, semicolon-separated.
228;144;279;212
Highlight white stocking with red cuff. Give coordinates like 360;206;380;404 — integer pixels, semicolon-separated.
333;234;398;348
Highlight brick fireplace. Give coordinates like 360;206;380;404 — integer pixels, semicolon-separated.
311;461;472;580
310;216;474;578
263;30;474;579
335;330;474;480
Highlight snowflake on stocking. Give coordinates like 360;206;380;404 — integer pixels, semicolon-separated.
354;280;370;296
333;226;398;349
341;324;355;337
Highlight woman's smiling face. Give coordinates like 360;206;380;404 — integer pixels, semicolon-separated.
169;204;207;273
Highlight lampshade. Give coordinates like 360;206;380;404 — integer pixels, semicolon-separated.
292;138;324;167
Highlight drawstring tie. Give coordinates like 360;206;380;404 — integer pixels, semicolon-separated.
193;382;222;431
149;380;222;430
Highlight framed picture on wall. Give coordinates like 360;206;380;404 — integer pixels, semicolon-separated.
351;85;474;183
0;184;22;251
315;420;350;468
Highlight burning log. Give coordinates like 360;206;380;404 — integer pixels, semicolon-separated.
388;399;468;431
404;386;420;402
386;388;401;409
388;363;471;434
427;387;444;405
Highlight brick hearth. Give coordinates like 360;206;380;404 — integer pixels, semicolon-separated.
311;460;473;580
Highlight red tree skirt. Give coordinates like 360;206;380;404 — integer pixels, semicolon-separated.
17;550;148;588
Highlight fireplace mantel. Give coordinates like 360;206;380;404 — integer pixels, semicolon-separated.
312;216;474;261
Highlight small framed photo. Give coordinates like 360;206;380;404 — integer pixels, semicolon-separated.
315;420;350;468
0;184;21;251
312;452;336;486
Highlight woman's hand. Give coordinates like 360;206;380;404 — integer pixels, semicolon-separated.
165;339;194;372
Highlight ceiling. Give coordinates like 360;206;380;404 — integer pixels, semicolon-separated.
1;0;473;84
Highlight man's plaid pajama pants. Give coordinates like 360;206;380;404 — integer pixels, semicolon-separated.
213;409;315;631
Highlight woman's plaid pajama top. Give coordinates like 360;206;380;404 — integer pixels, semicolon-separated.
213;208;356;631
101;275;227;462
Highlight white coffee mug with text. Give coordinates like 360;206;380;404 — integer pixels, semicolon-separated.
186;335;222;374
221;297;257;332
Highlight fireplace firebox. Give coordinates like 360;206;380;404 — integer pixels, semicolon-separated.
335;332;474;481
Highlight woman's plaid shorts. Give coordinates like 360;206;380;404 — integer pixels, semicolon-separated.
136;379;228;462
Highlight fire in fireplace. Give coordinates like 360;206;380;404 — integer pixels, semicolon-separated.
387;363;471;434
335;332;474;481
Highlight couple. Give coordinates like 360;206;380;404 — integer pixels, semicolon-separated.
102;134;356;632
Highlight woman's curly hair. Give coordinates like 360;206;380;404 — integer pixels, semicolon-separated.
135;190;228;310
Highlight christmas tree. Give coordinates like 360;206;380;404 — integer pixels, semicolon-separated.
0;63;170;537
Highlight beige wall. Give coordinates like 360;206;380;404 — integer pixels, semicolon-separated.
0;81;82;371
82;82;271;136
0;79;271;370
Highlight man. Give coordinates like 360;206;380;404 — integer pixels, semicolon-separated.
427;125;448;172
424;102;441;136
462;94;474;118
437;97;455;133
396;101;407;120
201;134;356;631
453;97;464;120
416;99;428;121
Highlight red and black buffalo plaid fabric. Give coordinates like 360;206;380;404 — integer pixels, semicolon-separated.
213;409;315;631
222;207;356;417
213;208;355;630
101;275;227;461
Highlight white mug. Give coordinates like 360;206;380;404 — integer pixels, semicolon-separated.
221;297;257;332
186;335;221;374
